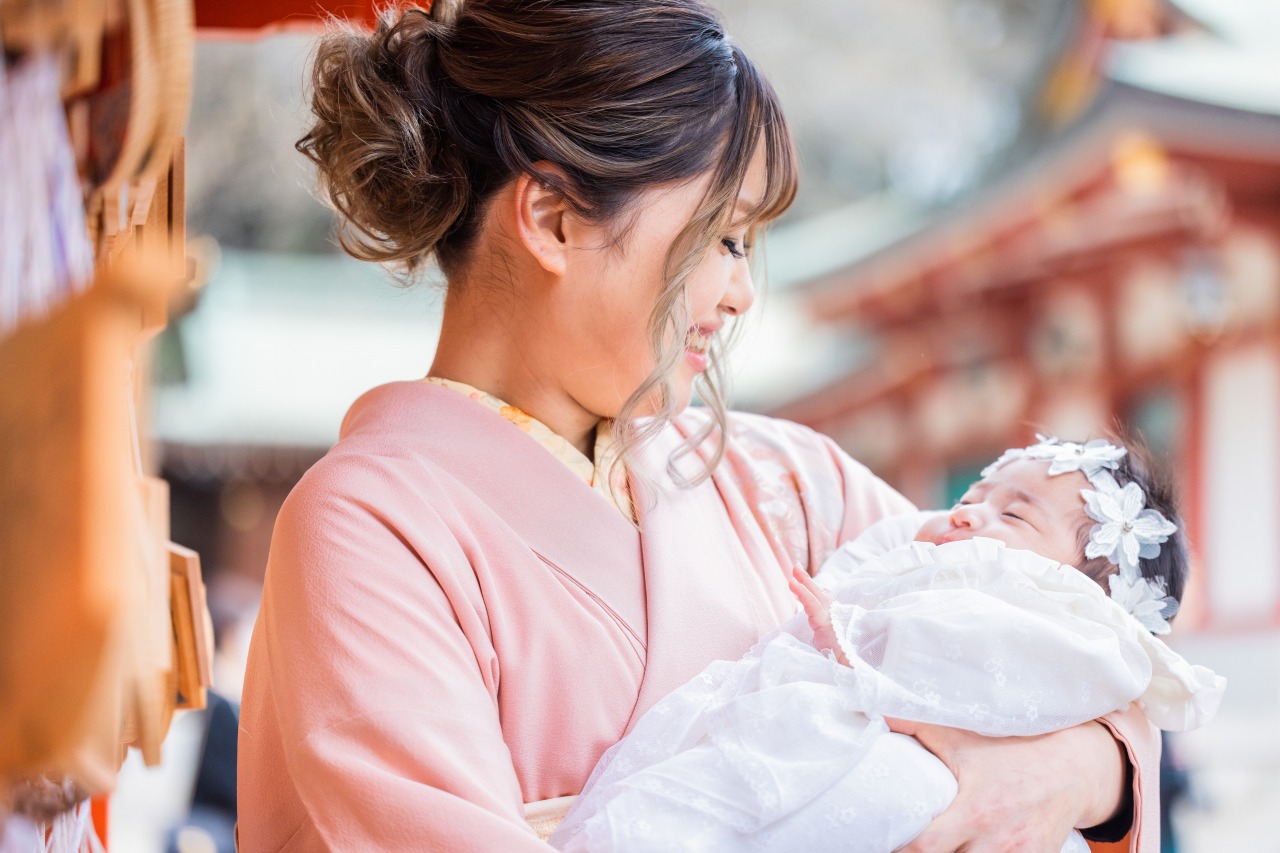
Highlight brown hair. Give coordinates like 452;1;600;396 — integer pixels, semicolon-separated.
298;0;797;481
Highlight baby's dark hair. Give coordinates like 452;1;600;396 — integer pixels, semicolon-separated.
1072;434;1189;618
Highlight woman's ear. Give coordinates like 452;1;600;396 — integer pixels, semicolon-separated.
513;168;571;277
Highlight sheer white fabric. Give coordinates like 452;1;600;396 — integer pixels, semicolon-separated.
551;522;1224;853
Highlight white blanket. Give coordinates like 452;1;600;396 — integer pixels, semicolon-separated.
552;516;1224;853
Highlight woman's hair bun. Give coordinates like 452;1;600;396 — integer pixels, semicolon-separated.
425;0;462;25
298;7;469;275
299;0;796;288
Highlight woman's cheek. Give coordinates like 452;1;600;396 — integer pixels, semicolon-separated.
685;259;729;316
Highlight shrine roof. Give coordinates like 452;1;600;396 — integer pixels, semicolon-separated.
797;80;1280;327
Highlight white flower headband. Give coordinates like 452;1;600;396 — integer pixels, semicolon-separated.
984;435;1179;634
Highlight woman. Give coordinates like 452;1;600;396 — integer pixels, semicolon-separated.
237;2;1158;850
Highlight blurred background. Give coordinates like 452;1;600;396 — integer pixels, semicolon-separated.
115;0;1280;850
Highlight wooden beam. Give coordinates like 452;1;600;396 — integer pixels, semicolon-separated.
194;0;377;33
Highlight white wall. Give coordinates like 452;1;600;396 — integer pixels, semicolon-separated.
1203;343;1280;624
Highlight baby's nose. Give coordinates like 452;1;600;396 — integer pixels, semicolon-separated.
950;503;986;528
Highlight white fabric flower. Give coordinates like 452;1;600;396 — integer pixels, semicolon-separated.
980;448;1027;478
1025;436;1127;478
1108;574;1176;635
1081;474;1178;576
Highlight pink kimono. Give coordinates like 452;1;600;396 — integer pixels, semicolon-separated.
236;381;1158;851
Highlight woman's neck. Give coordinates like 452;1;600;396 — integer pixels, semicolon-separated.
429;293;602;459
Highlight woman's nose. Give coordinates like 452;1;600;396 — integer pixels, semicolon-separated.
719;261;756;317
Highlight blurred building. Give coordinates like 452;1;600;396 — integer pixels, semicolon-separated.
772;65;1280;633
163;0;1270;618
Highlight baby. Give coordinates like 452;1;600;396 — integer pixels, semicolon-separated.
551;436;1225;853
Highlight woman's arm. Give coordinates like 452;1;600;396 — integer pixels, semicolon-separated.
238;462;549;852
887;716;1148;853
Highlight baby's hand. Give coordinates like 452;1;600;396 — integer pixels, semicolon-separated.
789;566;851;666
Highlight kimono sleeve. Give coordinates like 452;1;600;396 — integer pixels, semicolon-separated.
1092;704;1161;853
714;412;917;576
786;423;918;573
238;457;547;852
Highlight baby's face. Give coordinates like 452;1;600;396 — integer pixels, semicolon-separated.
915;458;1088;567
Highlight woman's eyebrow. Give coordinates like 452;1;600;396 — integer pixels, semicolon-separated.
733;195;765;222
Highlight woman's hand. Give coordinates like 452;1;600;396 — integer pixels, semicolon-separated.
889;717;1128;852
789;566;850;666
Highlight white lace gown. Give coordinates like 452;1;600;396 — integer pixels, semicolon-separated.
551;515;1224;853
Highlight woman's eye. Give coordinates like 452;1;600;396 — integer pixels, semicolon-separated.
721;238;746;259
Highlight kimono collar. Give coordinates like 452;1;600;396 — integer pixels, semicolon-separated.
421;376;633;522
341;382;647;637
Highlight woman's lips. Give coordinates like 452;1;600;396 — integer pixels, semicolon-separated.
683;323;718;373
